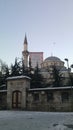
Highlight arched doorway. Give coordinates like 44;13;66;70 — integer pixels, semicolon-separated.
12;90;22;109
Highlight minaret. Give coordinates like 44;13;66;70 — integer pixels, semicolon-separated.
22;35;29;68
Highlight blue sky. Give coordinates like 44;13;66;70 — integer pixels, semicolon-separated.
0;0;73;67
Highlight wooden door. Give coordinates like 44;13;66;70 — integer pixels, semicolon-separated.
12;91;21;109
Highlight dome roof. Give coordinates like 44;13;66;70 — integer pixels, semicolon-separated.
45;56;61;62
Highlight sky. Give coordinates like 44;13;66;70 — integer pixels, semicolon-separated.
0;0;73;68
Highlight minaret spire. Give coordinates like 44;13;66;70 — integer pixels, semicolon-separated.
24;34;27;44
24;34;28;51
22;34;29;68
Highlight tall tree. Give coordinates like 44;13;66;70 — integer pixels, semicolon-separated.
52;66;62;87
10;58;22;76
10;57;29;76
30;64;44;88
0;59;9;85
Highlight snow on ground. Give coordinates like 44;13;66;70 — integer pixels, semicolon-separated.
0;111;73;130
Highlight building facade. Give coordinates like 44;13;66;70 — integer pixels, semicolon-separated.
40;56;69;86
29;52;43;68
22;35;43;69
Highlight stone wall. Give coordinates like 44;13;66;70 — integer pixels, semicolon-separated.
0;91;7;109
1;76;73;112
27;88;72;112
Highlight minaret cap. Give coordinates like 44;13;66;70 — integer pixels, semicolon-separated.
24;34;28;44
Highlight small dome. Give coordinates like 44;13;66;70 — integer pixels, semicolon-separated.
45;56;61;62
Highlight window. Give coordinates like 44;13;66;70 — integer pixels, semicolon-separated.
33;93;39;101
47;92;53;102
61;92;69;103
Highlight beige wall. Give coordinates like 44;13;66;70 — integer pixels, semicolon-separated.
7;77;30;109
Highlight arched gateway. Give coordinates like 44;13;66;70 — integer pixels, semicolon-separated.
7;76;30;110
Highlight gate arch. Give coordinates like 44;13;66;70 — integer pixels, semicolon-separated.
12;90;22;109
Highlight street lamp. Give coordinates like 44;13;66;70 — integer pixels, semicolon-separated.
71;64;73;70
64;58;71;84
64;58;69;69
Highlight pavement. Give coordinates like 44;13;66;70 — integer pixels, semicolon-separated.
0;111;73;130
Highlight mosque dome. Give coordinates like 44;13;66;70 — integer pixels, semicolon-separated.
45;56;61;62
41;56;64;69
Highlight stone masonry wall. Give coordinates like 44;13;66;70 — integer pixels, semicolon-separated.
27;89;72;112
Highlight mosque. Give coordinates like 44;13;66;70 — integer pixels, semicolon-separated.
22;35;69;87
0;35;73;112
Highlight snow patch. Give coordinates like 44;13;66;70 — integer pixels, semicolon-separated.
53;124;67;130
